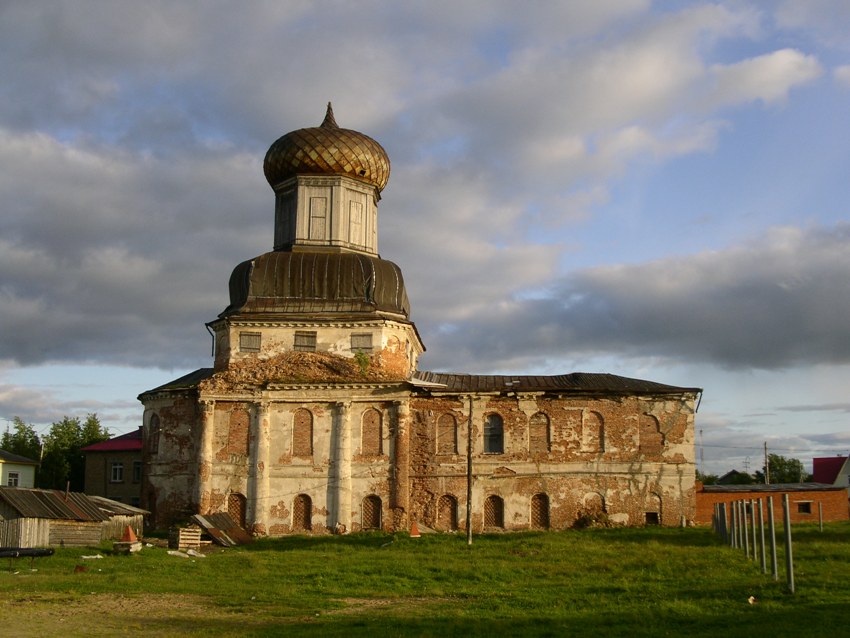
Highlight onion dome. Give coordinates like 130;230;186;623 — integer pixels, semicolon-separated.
263;103;390;192
221;251;410;319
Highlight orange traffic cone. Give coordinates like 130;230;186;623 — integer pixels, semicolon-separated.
410;520;421;538
121;525;138;542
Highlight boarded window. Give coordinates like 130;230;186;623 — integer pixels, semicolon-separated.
531;493;550;529
437;413;458;455
361;408;383;455
351;333;373;353
363;495;382;530
349;200;364;245
639;414;664;456
484;495;504;528
528;412;550;454
582;411;605;452
484;414;504;454
309;196;327;240
227;409;250;456
228;493;247;528
239;331;261;353
437;495;458;531
294;331;317;352
148;414;160;455
292;409;313;457
293;494;312;531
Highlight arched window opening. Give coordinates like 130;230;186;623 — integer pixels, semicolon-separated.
639;414;664;456
484;495;504;529
293;494;312;531
361;408;383;456
292;408;313;457
437;495;458;531
148;414;160;455
484;414;504;454
437;413;458;455
531;493;550;530
528;412;550;454
362;495;382;530
582;411;605;453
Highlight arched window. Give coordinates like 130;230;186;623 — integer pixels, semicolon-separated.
531;493;550;530
293;494;312;531
581;411;605;452
361;408;383;456
148;414;160;455
639;414;664;456
437;495;458;531
483;414;504;454
362;495;382;530
437;413;458;455
484;495;504;529
292;408;313;457
528;412;550;453
228;492;247;528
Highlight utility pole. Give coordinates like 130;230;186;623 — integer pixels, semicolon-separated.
764;442;770;485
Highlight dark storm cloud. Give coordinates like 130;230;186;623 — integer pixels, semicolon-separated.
422;224;850;372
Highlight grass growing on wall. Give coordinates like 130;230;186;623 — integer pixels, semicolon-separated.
2;523;850;637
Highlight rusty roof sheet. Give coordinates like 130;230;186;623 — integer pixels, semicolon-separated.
411;371;701;395
222;251;410;319
0;487;109;521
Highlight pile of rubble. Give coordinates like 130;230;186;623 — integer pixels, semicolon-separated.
199;351;405;392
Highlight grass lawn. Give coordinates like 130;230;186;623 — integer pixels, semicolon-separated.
2;523;849;637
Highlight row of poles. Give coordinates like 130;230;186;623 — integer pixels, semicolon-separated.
711;494;812;594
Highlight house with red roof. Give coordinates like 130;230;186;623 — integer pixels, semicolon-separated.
813;455;850;497
82;427;143;506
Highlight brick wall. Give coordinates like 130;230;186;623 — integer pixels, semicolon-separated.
695;483;849;524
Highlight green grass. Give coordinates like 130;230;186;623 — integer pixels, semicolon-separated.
2;523;850;637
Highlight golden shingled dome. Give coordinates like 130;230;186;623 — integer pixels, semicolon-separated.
263;103;390;192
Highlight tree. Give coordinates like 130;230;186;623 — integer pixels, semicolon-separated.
38;414;109;490
696;470;718;485
754;453;812;484
1;417;42;461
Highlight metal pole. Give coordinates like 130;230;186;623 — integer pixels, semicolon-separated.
768;496;778;581
758;499;767;574
750;499;758;563
742;500;750;558
782;494;795;594
466;395;473;546
818;502;823;532
720;503;728;545
730;500;738;549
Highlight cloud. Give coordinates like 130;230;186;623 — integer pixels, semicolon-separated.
835;65;850;88
422;224;850;372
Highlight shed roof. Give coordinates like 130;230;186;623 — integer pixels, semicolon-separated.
701;483;844;494
0;486;109;521
0;449;38;465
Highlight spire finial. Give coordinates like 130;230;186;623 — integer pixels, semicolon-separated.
321;102;338;128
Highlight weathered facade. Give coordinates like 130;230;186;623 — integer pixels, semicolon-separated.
139;105;701;534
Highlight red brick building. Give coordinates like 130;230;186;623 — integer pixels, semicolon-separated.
694;482;849;525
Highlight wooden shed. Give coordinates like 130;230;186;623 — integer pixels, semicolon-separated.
0;486;108;548
89;495;148;541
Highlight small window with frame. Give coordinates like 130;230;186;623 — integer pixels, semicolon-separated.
7;471;20;487
111;462;124;483
351;333;373;353
294;331;317;352
797;501;812;514
239;332;261;353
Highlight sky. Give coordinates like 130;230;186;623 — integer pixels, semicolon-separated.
1;1;849;476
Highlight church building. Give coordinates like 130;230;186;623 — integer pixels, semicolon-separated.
139;105;701;534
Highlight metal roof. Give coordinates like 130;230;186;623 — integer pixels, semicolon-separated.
0;487;109;521
411;371;701;395
0;449;38;465
87;495;149;516
701;483;845;493
81;427;143;452
139;368;214;397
